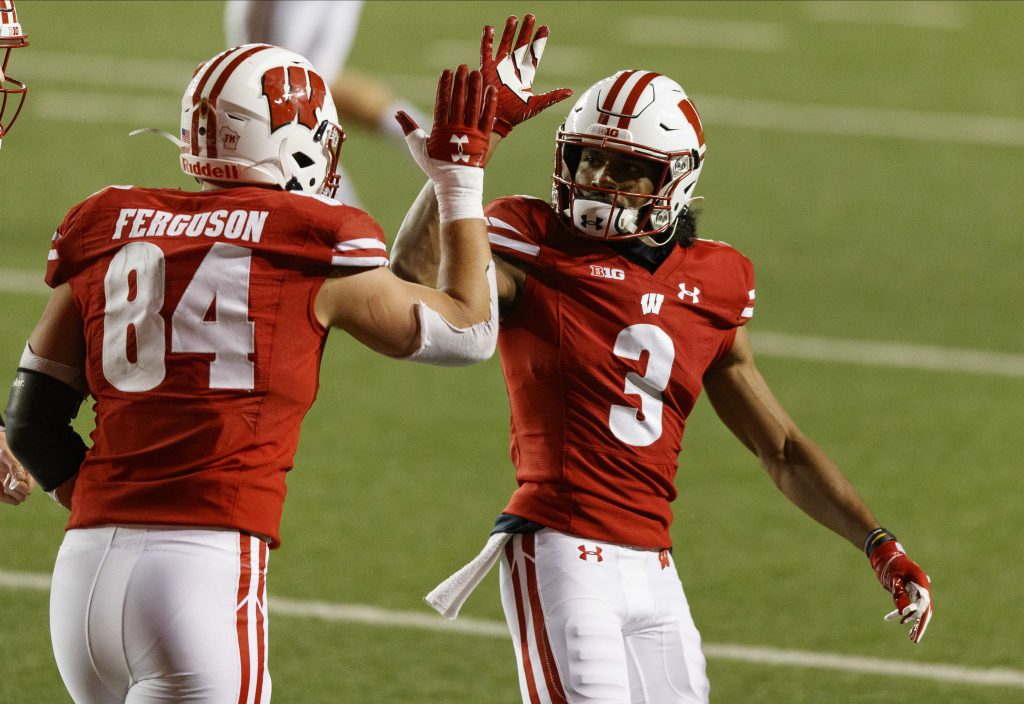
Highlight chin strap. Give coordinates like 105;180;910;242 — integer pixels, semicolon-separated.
128;127;182;149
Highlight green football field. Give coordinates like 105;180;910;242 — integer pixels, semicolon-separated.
2;1;1023;702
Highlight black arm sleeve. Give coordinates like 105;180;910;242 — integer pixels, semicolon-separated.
4;368;87;492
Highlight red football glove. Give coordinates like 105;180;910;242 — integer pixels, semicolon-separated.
479;15;573;137
868;537;933;643
396;66;496;223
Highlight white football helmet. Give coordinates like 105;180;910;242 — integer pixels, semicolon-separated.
0;0;29;148
552;70;706;242
178;44;344;197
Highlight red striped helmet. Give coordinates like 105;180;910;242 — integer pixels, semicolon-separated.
0;0;29;148
553;70;706;241
180;44;344;197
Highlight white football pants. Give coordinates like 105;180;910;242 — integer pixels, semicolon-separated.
50;526;270;704
500;529;710;704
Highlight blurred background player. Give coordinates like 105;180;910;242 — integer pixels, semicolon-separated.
0;0;32;505
0;0;29;148
392;16;934;704
225;0;430;206
4;43;498;702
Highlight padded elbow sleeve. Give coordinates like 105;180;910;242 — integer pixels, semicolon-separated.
4;369;87;492
403;260;498;367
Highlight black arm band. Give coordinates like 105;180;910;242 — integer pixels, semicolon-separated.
863;527;898;557
4;368;87;492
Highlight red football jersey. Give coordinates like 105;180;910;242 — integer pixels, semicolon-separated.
46;185;389;548
487;196;755;548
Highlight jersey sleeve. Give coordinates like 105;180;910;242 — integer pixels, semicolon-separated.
295;196;389;269
687;239;756;328
45;189;109;288
485;196;544;264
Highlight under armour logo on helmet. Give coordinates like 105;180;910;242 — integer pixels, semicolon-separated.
450;134;470;163
578;545;604;562
579;214;604;230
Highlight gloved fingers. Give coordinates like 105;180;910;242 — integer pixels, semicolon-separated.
433;68;454;128
394;111;420;136
495;15;517;61
513;14;535;53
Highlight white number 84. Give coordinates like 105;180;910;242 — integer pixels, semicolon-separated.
102;241;255;392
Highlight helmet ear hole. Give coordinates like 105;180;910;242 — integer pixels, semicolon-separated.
292;152;314;168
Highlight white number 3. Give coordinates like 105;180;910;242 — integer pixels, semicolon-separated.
608;324;674;447
102;242;255;392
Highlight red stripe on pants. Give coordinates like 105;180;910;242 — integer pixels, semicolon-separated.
522;534;567;703
236;535;253;704
507;540;542;704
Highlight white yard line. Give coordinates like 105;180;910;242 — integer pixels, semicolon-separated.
803;1;967;30
1;568;1021;689
750;331;1024;379
622;17;789;52
695;95;1024;148
3;267;1021;378
29;84;1024;149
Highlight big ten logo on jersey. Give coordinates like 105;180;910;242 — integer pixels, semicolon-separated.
261;66;326;132
590;264;625;281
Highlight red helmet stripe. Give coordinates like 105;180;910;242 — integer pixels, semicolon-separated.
678;98;705;148
190;47;239;106
597;70;636;125
190;44;273;158
189;47;237;156
615;71;661;129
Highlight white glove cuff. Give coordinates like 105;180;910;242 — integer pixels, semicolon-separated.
432;167;484;224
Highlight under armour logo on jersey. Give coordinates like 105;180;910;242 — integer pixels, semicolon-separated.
579;213;604;230
450;134;470;163
678;282;701;304
578;545;604;562
641;293;665;316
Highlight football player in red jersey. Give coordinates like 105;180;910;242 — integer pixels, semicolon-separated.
391;16;934;704
3;44;497;703
0;0;28;150
0;0;31;503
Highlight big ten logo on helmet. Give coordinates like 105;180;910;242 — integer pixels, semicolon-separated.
590;265;625;280
261;66;326;132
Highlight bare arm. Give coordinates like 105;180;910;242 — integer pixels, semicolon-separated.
314;217;493;358
703;327;879;548
391;162;523;309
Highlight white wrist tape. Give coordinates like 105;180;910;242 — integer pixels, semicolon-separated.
432;167;484;224
403;260;498;366
19;344;88;396
402;126;484;224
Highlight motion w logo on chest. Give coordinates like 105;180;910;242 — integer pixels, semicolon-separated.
641;293;665;316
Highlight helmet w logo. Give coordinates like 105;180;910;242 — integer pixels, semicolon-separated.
261;66;327;132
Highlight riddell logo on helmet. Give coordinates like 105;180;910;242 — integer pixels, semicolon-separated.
180;157;240;181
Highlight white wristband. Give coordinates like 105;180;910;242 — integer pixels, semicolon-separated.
433;167;484;224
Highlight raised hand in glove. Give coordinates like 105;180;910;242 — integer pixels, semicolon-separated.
396;65;496;223
866;529;933;643
480;15;573;137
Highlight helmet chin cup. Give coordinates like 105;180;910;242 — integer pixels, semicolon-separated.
569;198;639;239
